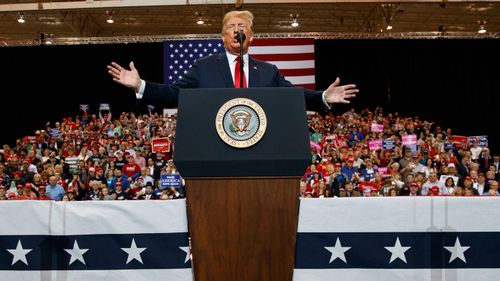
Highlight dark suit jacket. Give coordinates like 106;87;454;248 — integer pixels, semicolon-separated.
143;52;327;113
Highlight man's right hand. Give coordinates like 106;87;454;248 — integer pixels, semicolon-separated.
107;61;142;93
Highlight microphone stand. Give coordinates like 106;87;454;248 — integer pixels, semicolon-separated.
238;27;244;88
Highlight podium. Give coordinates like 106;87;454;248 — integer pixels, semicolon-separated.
174;88;310;281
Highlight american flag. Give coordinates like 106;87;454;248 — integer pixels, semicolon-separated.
293;197;500;281
164;38;315;90
0;200;193;281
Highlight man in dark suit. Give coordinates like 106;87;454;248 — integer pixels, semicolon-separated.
107;10;358;113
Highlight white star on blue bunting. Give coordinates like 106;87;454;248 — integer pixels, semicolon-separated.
121;238;147;264
384;237;411;264
7;240;32;266
64;240;89;265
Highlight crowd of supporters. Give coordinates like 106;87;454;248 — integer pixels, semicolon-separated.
0;111;182;201
0;107;498;201
302;107;499;197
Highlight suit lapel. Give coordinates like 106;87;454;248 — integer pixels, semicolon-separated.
216;53;234;87
248;56;259;87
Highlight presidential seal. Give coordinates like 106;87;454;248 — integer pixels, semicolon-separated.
215;98;267;148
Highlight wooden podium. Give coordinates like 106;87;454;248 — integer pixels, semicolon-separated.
174;88;310;281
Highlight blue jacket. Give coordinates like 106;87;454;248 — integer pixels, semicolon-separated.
143;52;327;113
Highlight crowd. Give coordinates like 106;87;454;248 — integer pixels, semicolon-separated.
301;107;499;197
0;111;182;201
0;107;498;201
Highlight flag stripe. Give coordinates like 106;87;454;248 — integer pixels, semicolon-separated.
286;75;316;85
250;38;314;46
268;60;315;69
295;83;316;89
293;269;500;281
251;53;315;61
250;45;314;55
280;68;315;76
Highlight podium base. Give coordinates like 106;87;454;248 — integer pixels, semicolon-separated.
186;177;300;281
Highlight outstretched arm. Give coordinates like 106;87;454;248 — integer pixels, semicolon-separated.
107;61;142;93
324;77;358;105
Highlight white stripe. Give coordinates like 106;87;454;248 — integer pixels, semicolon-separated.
0;200;188;235
286;75;315;85
2;269;193;281
269;60;314;69
249;44;313;54
293;268;500;281
297;197;500;233
0;201;52;236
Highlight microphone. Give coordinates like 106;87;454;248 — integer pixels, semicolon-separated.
233;29;246;42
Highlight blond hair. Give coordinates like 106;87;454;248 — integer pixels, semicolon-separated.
221;10;254;34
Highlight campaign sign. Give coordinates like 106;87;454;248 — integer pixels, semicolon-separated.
160;174;181;189
371;123;384;132
79;104;89;112
368;140;383;151
99;103;110;111
152;137;171;153
382;139;396;150
163;108;178;117
402;134;417;146
451;135;469;149
468;135;488;147
378;167;388;175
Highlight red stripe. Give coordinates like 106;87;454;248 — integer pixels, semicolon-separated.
279;68;315;76
251;53;314;61
251;38;314;46
294;84;316;90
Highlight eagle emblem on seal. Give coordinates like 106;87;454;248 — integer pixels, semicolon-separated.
230;110;253;135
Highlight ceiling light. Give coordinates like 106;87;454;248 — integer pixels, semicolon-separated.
17;12;25;24
196;12;204;25
290;14;299;28
386;25;393;30
40;33;53;46
106;10;114;24
478;20;487;33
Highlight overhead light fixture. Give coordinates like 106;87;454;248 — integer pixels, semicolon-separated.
106;10;114;24
290;14;299;28
196;12;204;25
381;4;399;32
17;12;25;24
40;33;53;46
478;20;487;34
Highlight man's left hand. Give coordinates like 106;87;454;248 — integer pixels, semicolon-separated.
324;77;359;104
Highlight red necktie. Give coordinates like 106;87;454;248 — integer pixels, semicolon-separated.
234;56;247;88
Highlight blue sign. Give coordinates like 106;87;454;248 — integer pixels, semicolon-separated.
382;139;395;150
160;174;181;189
468;135;488;147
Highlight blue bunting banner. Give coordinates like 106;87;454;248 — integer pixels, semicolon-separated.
0;200;193;281
294;197;500;281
